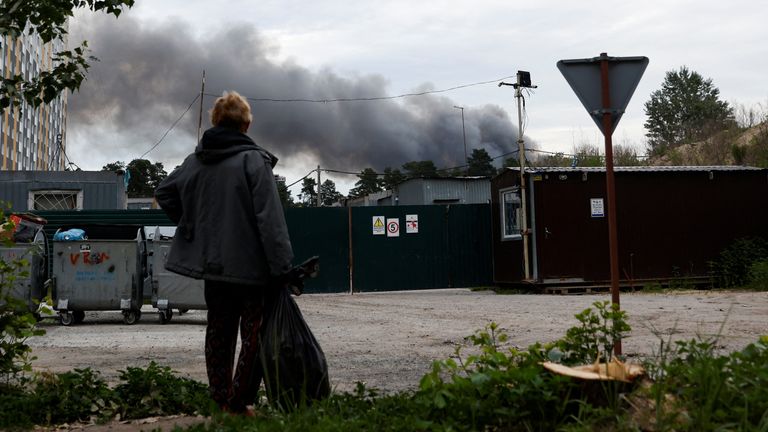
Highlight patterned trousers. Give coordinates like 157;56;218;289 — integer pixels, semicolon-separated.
204;280;265;412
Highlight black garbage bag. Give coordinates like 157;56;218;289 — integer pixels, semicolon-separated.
259;287;330;410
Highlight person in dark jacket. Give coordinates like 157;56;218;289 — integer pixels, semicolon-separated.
155;91;293;413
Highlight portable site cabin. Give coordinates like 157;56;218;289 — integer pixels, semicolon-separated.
347;177;491;207
0;171;127;212
491;166;768;288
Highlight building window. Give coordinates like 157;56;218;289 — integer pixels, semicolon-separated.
501;188;521;240
28;190;83;210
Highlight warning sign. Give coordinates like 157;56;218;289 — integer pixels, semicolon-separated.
372;216;385;235
386;218;400;237
406;214;419;234
590;198;605;218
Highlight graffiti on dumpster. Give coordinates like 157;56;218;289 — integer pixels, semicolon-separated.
69;252;110;266
74;270;116;282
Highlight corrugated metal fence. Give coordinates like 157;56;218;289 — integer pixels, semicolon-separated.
35;204;492;293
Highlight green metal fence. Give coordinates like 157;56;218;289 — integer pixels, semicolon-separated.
349;205;492;291
34;204;492;293
285;207;349;293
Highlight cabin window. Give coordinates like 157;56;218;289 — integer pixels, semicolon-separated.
501;188;521;240
28;190;83;210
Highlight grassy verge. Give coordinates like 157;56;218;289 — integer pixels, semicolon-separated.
1;301;766;431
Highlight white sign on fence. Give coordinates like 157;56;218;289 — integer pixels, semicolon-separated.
590;198;605;218
405;214;419;234
386;218;400;237
372;216;386;235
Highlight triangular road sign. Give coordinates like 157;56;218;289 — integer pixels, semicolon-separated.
557;54;648;136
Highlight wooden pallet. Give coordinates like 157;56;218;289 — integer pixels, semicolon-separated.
544;285;611;295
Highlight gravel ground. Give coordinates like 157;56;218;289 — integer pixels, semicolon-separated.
28;289;768;394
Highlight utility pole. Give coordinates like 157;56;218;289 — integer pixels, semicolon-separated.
316;165;322;207
196;70;206;143
453;106;468;173
499;71;537;281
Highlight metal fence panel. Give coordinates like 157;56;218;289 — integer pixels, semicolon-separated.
350;204;492;291
446;204;494;288
285;207;350;293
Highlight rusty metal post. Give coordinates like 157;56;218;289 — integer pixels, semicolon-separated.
600;53;622;356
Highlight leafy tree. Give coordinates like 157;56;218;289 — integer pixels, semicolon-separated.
503;155;520;168
466;149;496;176
102;159;167;198
102;161;126;173
572;144;603;167
0;1;135;109
612;145;644;166
402;160;438;178
299;177;317;206
644;66;734;153
382;167;406;190
348;168;382;198
319;180;342;206
534;152;570;167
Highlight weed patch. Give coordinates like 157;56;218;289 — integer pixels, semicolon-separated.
2;302;767;430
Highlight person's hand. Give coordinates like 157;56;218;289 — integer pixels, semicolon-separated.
272;272;302;296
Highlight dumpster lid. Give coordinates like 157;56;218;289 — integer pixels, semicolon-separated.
145;226;176;241
55;224;145;241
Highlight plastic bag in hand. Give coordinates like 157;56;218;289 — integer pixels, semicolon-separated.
259;287;330;410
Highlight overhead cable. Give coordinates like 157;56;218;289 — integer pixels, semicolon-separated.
139;94;200;159
203;74;516;104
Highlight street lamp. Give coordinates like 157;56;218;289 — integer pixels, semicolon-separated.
453;106;468;172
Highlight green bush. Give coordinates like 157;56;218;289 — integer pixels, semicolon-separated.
555;301;631;364
0;385;36;429
651;336;768;431
113;361;213;419
0;363;213;429
29;368;117;425
715;237;768;287
749;259;768;291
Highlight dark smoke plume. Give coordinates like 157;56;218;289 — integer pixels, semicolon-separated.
68;13;531;172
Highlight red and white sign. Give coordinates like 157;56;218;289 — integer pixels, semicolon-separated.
386;218;400;237
406;214;419;234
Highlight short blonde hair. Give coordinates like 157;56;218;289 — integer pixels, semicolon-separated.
210;91;252;130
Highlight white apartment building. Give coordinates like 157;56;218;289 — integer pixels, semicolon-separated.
0;31;67;171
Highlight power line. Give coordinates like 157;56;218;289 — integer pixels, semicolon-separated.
203;74;516;104
135;75;514;160
139;94;200;160
286;169;318;188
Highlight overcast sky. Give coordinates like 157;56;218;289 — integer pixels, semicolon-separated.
66;0;768;194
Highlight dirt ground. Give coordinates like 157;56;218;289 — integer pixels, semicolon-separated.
25;289;768;430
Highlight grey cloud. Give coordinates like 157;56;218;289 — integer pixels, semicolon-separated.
69;14;531;171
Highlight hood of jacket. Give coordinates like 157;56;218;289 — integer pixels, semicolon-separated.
195;126;278;167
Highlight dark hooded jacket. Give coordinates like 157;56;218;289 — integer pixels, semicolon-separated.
155;126;293;285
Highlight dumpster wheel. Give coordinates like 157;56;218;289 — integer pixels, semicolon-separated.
123;309;141;325
60;312;74;326
158;309;173;324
